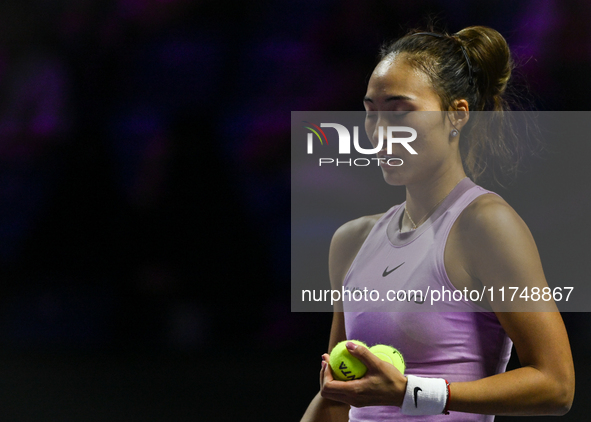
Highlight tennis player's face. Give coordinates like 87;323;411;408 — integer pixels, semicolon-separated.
364;53;461;186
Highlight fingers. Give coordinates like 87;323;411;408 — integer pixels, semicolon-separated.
320;353;357;398
345;341;382;371
320;371;356;405
322;355;335;382
320;354;332;388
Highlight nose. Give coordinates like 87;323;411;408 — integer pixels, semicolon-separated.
366;114;388;148
372;119;393;150
366;112;410;152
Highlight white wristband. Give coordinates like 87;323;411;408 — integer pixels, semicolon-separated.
401;375;448;415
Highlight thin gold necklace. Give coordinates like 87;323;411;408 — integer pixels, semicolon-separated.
403;177;466;231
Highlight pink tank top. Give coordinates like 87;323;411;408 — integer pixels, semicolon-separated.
343;178;513;422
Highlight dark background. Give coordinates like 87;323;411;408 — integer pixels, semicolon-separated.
0;0;589;420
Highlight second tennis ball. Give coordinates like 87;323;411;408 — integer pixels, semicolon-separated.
329;340;368;380
369;344;405;374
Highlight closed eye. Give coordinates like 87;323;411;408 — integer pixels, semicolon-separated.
366;111;411;118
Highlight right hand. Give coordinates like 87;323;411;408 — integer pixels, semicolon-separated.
320;341;407;408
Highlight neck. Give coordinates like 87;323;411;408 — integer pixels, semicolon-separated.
402;168;468;231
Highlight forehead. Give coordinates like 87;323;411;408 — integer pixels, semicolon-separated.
366;53;440;105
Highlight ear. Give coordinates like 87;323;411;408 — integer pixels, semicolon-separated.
448;98;470;131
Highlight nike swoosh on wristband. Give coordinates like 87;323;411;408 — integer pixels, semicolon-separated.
382;262;405;277
413;386;422;407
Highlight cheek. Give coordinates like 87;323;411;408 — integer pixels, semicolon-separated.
409;119;449;153
365;118;377;146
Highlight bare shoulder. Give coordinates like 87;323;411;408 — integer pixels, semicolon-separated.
328;213;384;289
455;193;544;293
456;193;530;240
332;213;384;249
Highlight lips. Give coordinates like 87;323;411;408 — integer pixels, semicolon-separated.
377;150;402;160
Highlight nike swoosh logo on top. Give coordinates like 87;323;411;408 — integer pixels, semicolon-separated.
413;386;422;407
382;262;405;277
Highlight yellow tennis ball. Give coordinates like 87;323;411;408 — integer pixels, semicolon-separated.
369;344;406;375
329;340;368;381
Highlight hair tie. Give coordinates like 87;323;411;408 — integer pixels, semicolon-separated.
412;32;474;86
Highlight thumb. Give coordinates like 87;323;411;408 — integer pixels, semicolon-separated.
346;341;381;371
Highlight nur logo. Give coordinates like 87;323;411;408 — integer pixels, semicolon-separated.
303;121;417;167
304;122;417;155
302;121;329;153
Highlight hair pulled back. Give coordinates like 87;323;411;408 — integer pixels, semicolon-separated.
380;26;527;184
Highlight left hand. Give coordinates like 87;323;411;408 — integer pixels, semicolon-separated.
320;341;408;408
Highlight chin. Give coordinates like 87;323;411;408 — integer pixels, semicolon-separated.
382;171;407;186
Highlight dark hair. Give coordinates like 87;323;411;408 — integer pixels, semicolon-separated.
379;26;532;185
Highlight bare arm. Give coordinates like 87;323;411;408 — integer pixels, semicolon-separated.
301;312;350;422
449;312;573;415
447;196;574;415
301;216;382;422
318;198;574;416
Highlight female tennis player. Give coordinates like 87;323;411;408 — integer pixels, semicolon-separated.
301;26;574;421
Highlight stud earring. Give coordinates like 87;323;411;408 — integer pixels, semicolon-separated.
450;129;459;137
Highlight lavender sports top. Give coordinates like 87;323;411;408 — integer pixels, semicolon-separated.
343;178;513;422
